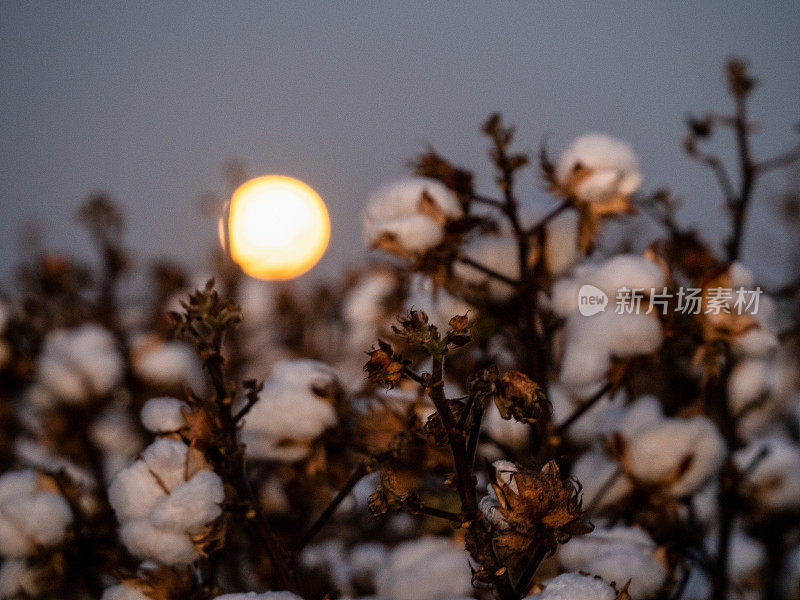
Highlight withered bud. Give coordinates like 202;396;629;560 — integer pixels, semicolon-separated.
423;402;464;447
393;309;436;345
447;313;471;347
364;340;407;388
687;114;713;138
726;58;756;98
368;490;390;518
495;371;549;424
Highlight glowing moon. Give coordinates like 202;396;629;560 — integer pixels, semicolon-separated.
226;175;330;280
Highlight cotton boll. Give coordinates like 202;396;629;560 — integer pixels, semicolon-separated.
454;237;521;301
571;450;632;512
108;439;220;565
558;523;667;598
349;542;388;586
549;277;582;318
241;359;339;462
734;435;800;511
555;134;642;205
140;397;189;433
731;327;779;359
131;335;204;391
0;470;72;557
558;338;611;397
625;416;726;496
604;313;663;358
376;537;472;600
0;559;41;598
119;518;200;565
728;359;771;414
527;571;618;600
150;470;224;534
705;529;765;588
343;270;397;352
586;254;665;298
36;324;123;403
363;177;461;255
101;583;152;600
483;403;530;451
13;438;96;491
610;395;664;438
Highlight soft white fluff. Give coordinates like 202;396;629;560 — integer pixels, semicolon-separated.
343;270;397;352
555;134;643;204
101;583;152;600
0;470;72;557
90;407;143;481
363;177;462;254
625;415;726;496
405;273;473;332
453;236;522;301
0;559;41;598
108;438;224;565
571;450;633;512
131;335;204;391
549;384;626;445
241;359;339;462
558;524;667;598
705;528;766;584
140;397;189;433
376;537;472;600
553;255;665;397
36;323;124;403
735;435;800;511
527;572;619;600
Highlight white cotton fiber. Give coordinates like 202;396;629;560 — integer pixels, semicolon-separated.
140;397;189;433
735;435;800;511
150;470;224;534
625;416;725;497
555;134;643;204
571;450;632;511
119;518;199;565
558;524;666;598
528;571;618;600
363;177;461;254
453;236;521;301
242;359;339;462
101;583;152;600
376;537;473;600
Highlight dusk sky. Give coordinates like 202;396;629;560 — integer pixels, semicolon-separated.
2;1;799;286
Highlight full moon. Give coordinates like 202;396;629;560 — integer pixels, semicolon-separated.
226;175;330;280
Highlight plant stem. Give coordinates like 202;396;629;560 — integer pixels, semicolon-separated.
297;463;371;551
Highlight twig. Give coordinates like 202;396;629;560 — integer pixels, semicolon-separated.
757;142;800;173
297;463;371;551
554;382;613;438
470;194;506;209
456;256;520;287
524;201;571;237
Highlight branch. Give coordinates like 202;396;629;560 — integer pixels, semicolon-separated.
297;463;371;551
757;141;800;173
553;382;613;438
456;255;520;287
524;201;571;237
470;194;506;209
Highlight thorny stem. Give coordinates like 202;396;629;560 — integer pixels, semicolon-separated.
297;463;371;551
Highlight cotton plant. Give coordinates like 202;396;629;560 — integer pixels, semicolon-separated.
2;59;800;600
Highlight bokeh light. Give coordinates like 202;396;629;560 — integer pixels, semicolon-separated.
226;175;330;280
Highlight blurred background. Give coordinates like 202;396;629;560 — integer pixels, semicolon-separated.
1;1;798;287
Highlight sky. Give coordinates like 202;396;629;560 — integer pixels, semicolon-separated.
1;1;799;288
